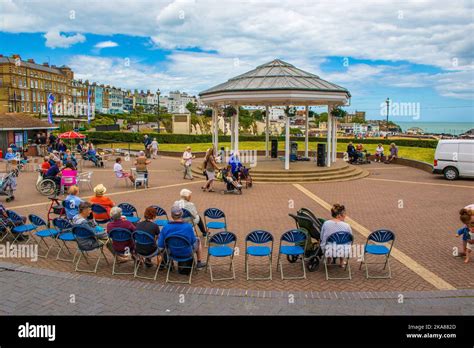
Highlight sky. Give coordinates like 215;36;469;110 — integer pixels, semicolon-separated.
0;0;473;122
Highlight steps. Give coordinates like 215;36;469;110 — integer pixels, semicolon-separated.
192;163;369;183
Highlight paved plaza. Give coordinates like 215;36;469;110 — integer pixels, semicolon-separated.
1;155;473;315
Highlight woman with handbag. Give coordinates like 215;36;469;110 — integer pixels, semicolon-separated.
182;146;195;180
201;147;219;192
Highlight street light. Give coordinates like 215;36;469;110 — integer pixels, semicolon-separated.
156;88;161;133
385;97;390;138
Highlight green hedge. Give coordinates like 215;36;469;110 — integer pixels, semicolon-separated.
84;131;439;148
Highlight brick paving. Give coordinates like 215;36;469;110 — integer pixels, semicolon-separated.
1;156;473;298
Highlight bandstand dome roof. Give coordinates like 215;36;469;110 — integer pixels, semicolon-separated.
199;59;351;106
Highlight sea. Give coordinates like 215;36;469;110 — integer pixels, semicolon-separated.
397;122;473;135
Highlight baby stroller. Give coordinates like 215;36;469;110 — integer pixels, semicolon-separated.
219;168;242;195
237;166;253;189
0;169;19;202
287;208;326;272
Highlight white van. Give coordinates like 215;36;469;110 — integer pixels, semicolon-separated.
433;139;474;180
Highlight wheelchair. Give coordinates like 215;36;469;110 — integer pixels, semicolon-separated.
35;168;58;196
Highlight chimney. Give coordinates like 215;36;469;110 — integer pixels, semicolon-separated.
27;59;35;63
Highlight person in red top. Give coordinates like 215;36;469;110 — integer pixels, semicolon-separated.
89;184;114;220
106;206;136;258
41;156;51;175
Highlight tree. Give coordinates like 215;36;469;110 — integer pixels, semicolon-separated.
185;102;197;114
253;109;264;121
203;108;213;117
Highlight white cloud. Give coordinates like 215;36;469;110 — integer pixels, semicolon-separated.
44;30;85;48
94;41;119;49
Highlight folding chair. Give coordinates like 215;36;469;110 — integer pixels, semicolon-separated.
109;228;135;276
77;171;93;191
164;235;195;284
72;226;109;273
152;205;169;228
114;173;130;188
203;208;227;244
324;231;354;280
182;208;198;237
53;218;77;262
276;229;307;280
7;210;37;246
28;214;59;258
132;230;162;281
359;229;395;279
91;204;110;225
205;231;236;282
118;203;140;224
133;170;148;189
245;230;273;281
0;218;14;243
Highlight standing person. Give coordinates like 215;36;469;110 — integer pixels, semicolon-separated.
151;138;159;159
35;134;42;157
386;143;399;163
201;147;219;192
374;143;384;162
143;135;152;159
57;140;67;153
182;146;195;180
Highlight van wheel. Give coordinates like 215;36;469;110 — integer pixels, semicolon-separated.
443;167;459;180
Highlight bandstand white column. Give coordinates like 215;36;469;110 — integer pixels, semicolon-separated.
332;115;337;163
304;105;309;158
326;105;332;167
213;107;219;151
234;105;239;154
230;111;235;152
211;106;215;147
265;105;270;158
285;115;290;170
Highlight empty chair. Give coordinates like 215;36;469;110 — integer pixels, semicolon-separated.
28;214;59;258
152;205;169;228
276;229;307;280
72;225;109;273
324;231;354;280
245;230;274;281
164;235;195;284
205;231;236;282
91;204;110;225
359;229;395;279
203;208;227;237
7;210;37;245
109;228;135;276
53;218;77;262
132;230;161;281
118;203;140;224
77;171;93;191
133;169;148;189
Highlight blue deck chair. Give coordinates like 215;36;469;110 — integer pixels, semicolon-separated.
118;203;140;224
109;228;135;276
72;226;109;273
205;231;236;282
91;204;110;225
324;231;354;280
28;214;59;258
164;235;195;284
53;218;77;262
7;210;37;245
359;229;395;279
245;230;274;281
203;208;227;241
132;230;162;280
182;208;198;237
152;205;169;228
0;218;13;243
276;229;307;280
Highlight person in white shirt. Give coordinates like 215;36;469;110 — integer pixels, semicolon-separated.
374;144;384;162
173;189;208;236
113;157;135;183
151;138;159;159
320;204;353;267
182;146;195;180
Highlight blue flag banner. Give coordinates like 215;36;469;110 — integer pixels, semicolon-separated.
87;87;92;124
47;93;55;124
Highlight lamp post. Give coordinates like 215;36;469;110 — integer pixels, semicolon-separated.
385;97;390;139
156;88;161;133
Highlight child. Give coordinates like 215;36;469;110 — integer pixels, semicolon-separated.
464;221;474;263
223;165;242;191
456;208;473;259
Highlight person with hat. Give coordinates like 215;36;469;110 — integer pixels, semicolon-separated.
174;188;207;236
89;184;115;220
157;204;206;269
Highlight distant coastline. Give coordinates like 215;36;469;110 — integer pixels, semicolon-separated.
396;122;472;135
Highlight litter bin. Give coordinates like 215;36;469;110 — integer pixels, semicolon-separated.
271;139;278;158
290;142;298;161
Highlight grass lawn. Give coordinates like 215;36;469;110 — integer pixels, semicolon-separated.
100;141;435;164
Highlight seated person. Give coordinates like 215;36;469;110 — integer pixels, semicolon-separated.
157;205;206;269
62;149;77;168
228;152;243;177
86;144;103;167
72;202;110;250
173;189;207;236
41;156;51;176
0;203;28;241
346;142;357;163
114;157;135;183
4;148;16;161
89;184;114;221
57;141;67;153
48;151;61;166
135;207;161;266
64;185;83;220
62;161;77;177
106;206;136;259
134;151;151;179
374;143;384;162
222;165;242;191
386;143;399;163
44;160;62;189
76;140;86;154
